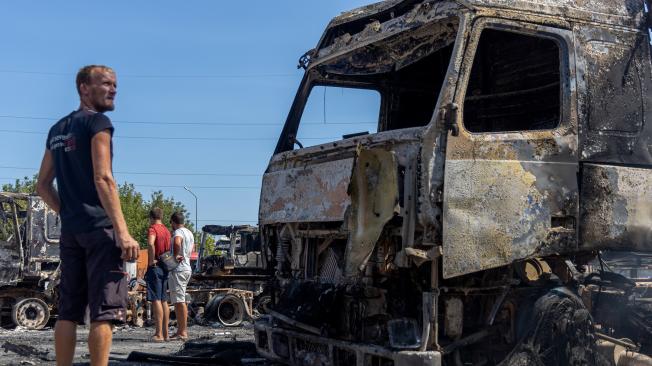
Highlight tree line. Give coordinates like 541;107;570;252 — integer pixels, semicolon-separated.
2;175;201;249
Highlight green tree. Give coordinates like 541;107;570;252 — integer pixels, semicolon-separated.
2;175;38;195
203;234;218;256
118;185;196;249
2;177;197;249
1;175;38;241
118;183;150;246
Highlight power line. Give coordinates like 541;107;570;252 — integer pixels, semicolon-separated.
0;128;338;141
197;219;257;223
0;114;377;126
0;177;260;190
117;171;261;177
134;184;259;189
0;165;263;177
0;69;297;79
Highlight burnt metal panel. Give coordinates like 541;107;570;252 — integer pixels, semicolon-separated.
343;149;399;277
259;158;354;225
27;196;60;263
443;160;578;278
314;2;461;67
575;25;652;165
0;194;25;286
460;0;645;28
580;164;652;252
0;242;21;286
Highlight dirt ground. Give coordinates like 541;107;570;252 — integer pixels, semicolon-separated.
0;322;267;365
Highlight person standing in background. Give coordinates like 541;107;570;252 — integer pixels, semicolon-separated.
144;208;172;342
168;212;194;340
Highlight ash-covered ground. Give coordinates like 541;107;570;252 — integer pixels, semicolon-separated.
0;322;271;365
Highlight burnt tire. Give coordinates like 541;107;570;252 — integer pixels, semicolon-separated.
12;298;50;330
217;295;245;327
500;288;609;366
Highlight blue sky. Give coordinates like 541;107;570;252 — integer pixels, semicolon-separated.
0;1;377;231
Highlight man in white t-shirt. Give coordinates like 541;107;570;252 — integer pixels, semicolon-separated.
168;212;194;340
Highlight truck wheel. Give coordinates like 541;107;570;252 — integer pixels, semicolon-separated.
217;295;244;327
12;298;50;330
500;288;609;366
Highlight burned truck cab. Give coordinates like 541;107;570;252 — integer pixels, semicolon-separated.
0;192;60;329
256;1;652;365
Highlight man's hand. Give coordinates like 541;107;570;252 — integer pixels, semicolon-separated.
117;234;140;262
176;255;184;262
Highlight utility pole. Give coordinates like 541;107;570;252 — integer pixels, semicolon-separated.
183;186;198;234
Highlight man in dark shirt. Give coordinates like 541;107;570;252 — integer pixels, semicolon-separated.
37;65;139;366
145;207;172;342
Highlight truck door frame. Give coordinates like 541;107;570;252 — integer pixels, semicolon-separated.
442;17;579;278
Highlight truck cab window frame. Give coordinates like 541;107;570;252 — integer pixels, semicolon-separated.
294;83;382;149
457;20;571;136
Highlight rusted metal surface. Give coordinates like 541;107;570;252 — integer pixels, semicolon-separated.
263;128;421;227
1;193;60;286
574;24;652;165
343;148;399;278
315;9;459;75
27;196;59;265
315;1;460;63
462;0;646;27
580;164;652;252
259;158;353;224
443;161;579;277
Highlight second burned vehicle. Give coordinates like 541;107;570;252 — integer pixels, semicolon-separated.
192;225;271;325
0;192;60;330
254;0;652;365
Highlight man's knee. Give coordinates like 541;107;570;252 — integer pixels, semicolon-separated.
90;320;113;329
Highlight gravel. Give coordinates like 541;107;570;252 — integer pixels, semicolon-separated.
0;322;261;365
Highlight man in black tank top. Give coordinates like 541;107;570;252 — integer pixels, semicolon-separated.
37;65;140;366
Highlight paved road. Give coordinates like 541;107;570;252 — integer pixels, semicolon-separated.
0;323;260;365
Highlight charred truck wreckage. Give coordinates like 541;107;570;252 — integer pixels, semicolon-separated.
0;192;60;330
254;0;652;365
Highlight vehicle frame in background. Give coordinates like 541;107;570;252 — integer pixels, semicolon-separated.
0;192;60;329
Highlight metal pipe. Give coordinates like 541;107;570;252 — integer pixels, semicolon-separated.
596;333;639;351
183;186;198;236
11;202;25;276
195;231;206;273
268;309;321;336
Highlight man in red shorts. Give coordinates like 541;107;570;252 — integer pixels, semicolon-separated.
145;207;172;341
37;65;139;365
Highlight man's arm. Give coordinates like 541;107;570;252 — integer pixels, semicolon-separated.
36;150;61;213
173;235;183;261
91;130;139;261
147;233;156;266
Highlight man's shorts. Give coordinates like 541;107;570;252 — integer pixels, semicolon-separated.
59;227;127;324
145;265;168;302
168;270;191;304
